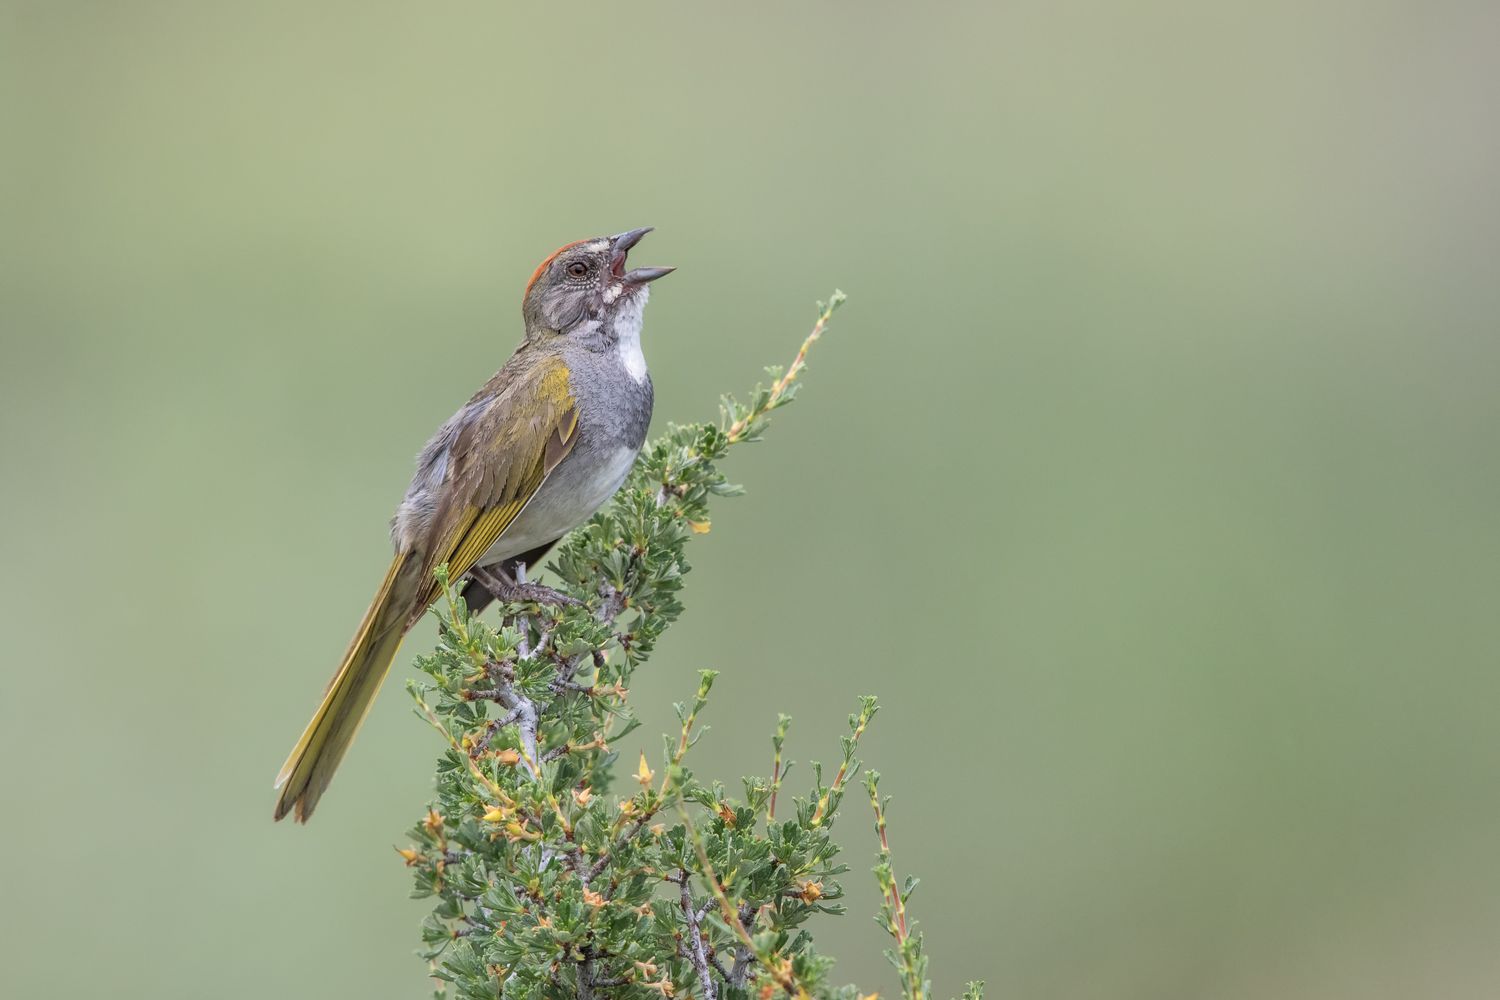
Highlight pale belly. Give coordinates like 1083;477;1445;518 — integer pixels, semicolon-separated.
475;444;639;567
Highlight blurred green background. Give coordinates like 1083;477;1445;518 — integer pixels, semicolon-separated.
4;2;1499;997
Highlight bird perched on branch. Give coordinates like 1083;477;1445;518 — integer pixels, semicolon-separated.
274;228;673;822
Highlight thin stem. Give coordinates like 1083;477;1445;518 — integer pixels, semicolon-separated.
676;871;719;1000
675;798;802;998
725;291;845;444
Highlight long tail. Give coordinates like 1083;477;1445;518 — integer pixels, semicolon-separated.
274;552;418;822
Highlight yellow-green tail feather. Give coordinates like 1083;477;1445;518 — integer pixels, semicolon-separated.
274;553;416;822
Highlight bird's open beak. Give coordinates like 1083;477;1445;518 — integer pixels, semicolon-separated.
611;227;675;284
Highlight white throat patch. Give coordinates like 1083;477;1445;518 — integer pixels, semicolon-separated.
612;288;649;384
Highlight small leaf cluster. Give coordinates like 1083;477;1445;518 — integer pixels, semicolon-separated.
399;296;981;1000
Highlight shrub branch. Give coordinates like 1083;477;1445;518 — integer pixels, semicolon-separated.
399;291;982;1000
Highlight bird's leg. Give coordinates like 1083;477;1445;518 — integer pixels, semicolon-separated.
468;562;581;608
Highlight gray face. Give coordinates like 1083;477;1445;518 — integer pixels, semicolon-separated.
521;229;673;339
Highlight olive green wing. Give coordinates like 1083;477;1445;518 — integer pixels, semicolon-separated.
410;358;579;613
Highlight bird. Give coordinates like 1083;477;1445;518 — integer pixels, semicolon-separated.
273;228;673;822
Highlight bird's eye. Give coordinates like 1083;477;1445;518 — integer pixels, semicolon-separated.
566;261;590;277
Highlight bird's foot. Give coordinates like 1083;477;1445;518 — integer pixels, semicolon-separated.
511;581;582;607
470;566;582;608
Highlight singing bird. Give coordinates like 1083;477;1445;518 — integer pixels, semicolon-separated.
274;228;672;822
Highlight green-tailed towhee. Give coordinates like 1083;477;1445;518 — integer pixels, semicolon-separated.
274;227;672;822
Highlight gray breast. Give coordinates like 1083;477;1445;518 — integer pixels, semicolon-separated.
474;343;653;566
566;343;654;452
